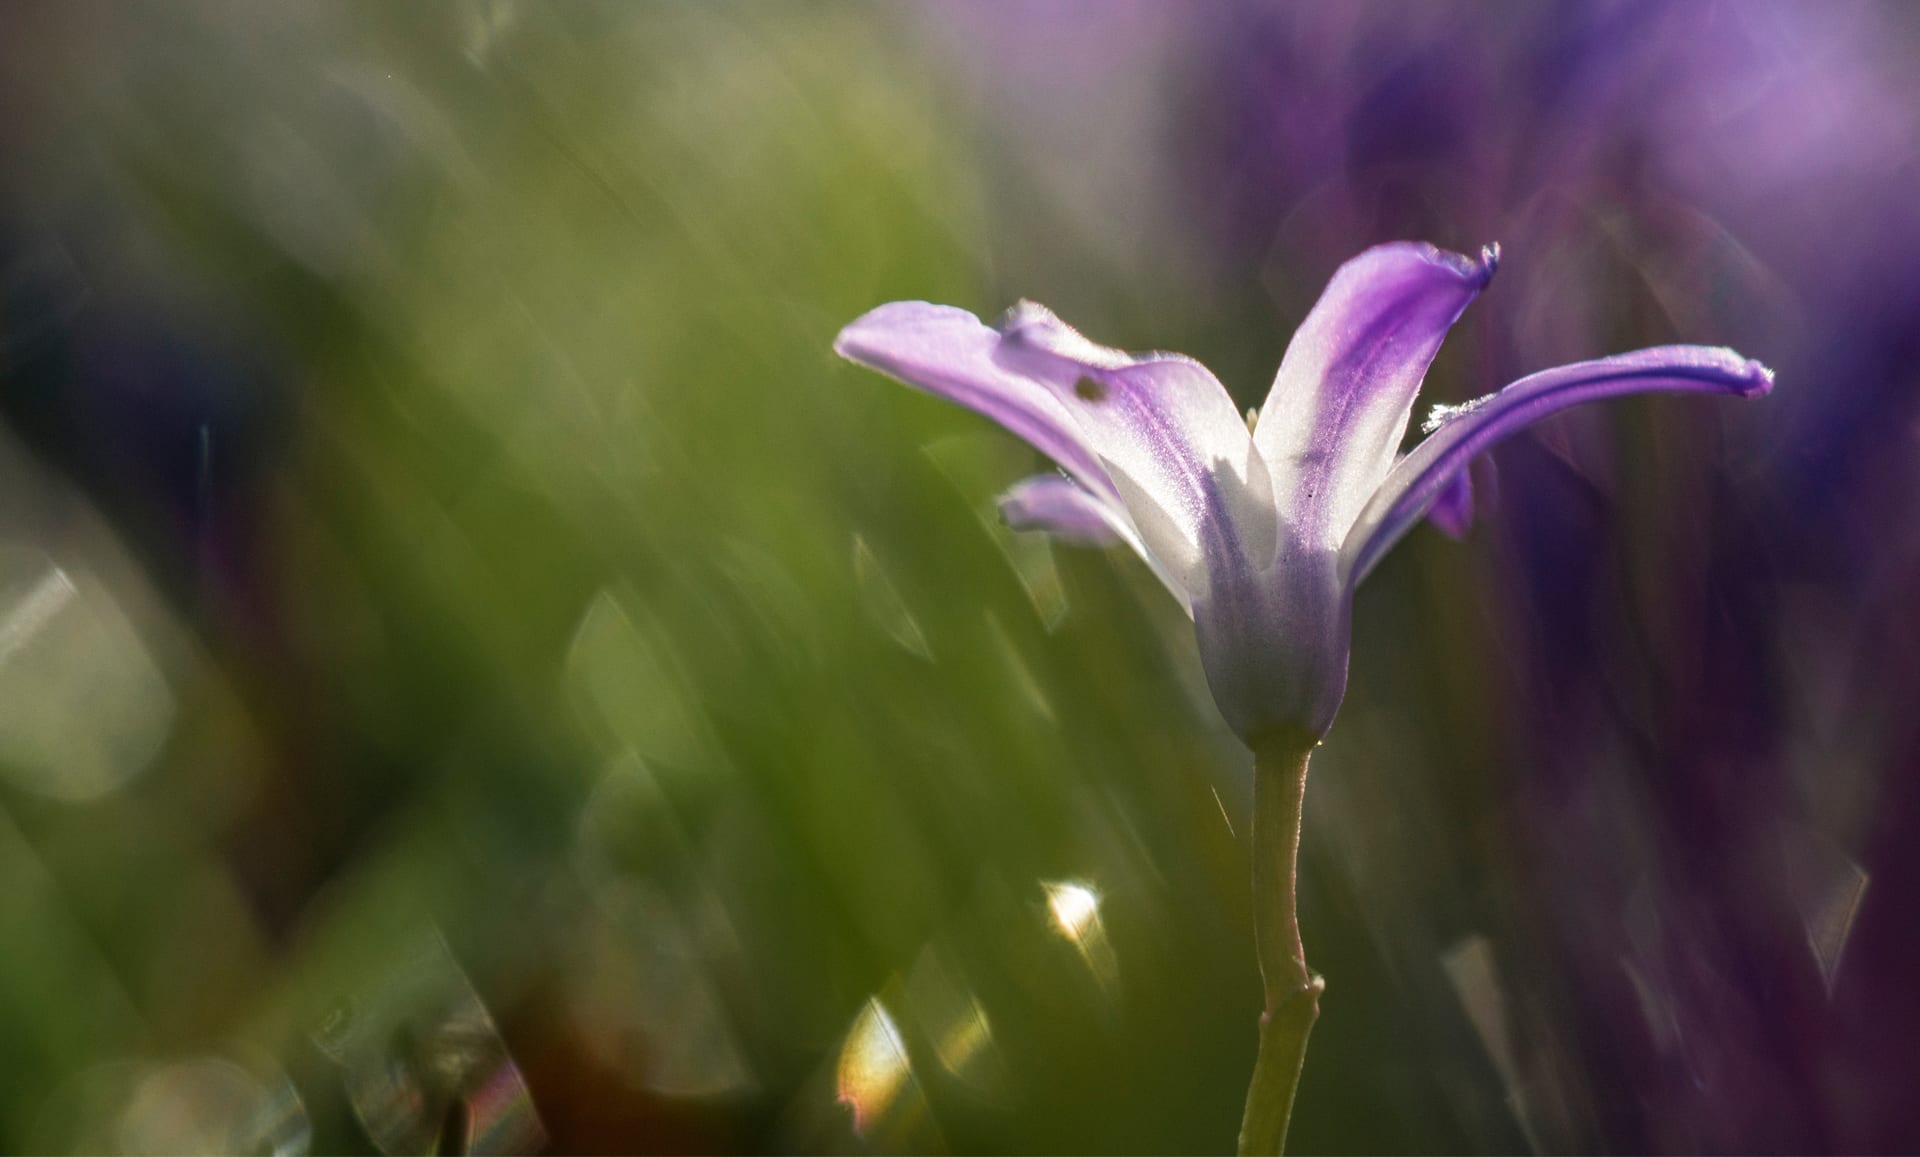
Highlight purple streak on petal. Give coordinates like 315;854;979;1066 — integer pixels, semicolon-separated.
1342;346;1774;586
834;302;1121;507
999;473;1190;608
1254;241;1497;552
1426;467;1474;539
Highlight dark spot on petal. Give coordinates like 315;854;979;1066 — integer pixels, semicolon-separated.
1074;376;1108;402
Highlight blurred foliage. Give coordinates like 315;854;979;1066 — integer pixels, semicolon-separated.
3;1;1920;1154
0;3;1267;1152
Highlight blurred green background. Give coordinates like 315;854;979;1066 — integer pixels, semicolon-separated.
0;5;1287;1152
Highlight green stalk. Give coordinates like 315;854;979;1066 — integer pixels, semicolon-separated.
1237;736;1323;1156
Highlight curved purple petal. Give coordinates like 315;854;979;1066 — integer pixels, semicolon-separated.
1254;241;1498;552
999;474;1127;545
1342;346;1775;586
838;300;1275;597
835;302;1120;505
999;474;1189;608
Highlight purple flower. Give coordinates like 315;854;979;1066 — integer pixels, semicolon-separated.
834;241;1770;744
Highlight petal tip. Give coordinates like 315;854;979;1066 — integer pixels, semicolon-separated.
833;301;988;365
1699;346;1775;396
1325;241;1500;302
830;322;862;361
833;301;920;357
1433;240;1498;286
995;491;1028;529
1477;241;1501;284
1414;239;1499;287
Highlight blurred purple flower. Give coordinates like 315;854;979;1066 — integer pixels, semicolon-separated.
836;241;1770;743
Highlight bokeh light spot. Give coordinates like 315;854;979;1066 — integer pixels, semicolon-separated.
836;997;913;1136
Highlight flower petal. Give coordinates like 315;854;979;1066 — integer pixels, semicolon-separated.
838;301;1275;597
1425;467;1475;539
999;474;1189;607
1342;346;1775;585
836;302;1120;505
1254;241;1498;552
998;474;1127;545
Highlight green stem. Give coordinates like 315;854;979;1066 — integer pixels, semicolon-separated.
1237;736;1323;1156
